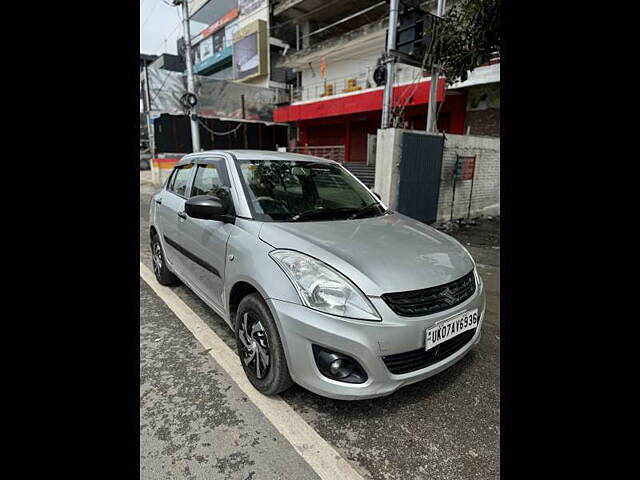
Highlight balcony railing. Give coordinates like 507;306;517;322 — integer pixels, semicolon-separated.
291;67;423;103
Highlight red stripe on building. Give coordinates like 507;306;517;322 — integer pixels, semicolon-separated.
274;78;446;123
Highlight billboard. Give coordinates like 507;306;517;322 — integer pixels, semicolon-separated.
232;20;267;82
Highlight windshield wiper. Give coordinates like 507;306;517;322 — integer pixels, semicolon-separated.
288;207;354;222
348;202;385;219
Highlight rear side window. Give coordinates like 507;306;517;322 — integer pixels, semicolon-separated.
168;164;193;197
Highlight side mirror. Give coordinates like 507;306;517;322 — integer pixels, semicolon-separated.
185;195;235;223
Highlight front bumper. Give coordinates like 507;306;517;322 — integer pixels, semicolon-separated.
267;277;486;400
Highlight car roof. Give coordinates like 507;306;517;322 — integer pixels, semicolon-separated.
176;149;336;166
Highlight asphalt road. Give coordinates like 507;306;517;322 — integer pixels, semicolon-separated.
139;172;500;480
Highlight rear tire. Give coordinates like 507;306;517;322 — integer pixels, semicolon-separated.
150;232;178;286
235;293;293;396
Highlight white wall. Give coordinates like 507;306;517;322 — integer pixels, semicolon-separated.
294;30;424;102
436;134;500;222
299;44;382;91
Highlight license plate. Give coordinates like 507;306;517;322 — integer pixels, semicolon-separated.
425;309;479;351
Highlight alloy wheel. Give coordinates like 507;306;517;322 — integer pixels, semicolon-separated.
152;242;163;277
238;312;271;379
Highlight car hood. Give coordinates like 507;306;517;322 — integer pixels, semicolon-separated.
258;212;475;296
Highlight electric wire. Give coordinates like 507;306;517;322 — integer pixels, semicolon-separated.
141;0;161;31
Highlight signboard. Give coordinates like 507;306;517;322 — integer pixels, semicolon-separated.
232;20;267;81
202;8;239;40
460;156;476;180
452;155;478;220
238;0;265;16
454;156;476;180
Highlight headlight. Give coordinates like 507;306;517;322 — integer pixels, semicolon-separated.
461;249;480;287
269;250;381;321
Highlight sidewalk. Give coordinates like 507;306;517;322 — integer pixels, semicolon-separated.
140;170;157;195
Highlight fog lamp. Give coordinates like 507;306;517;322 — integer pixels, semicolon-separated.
312;345;367;384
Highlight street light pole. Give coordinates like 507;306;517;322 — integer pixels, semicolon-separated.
426;0;445;133
381;0;399;129
177;0;201;152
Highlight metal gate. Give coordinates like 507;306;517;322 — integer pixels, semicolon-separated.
397;132;444;224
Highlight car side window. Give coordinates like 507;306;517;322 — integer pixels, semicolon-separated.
162;169;175;189
191;161;231;198
168;164;193;197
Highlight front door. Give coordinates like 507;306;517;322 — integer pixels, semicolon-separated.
177;157;234;308
157;163;194;273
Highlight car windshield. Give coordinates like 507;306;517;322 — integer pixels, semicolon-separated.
236;159;386;222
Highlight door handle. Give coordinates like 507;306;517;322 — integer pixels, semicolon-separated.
177;211;187;220
155;199;162;205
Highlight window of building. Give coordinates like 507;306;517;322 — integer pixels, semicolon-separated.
212;30;225;53
199;37;214;61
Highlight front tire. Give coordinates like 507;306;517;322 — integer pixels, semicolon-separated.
150;233;178;286
235;293;293;395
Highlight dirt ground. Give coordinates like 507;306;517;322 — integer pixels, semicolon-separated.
439;217;501;249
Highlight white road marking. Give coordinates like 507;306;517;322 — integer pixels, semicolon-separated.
140;262;365;480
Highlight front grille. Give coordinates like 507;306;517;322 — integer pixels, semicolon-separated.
382;328;476;375
381;271;476;317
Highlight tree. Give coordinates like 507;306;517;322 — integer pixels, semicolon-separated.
430;0;500;85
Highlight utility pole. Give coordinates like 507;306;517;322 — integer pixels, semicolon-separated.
381;0;399;129
426;0;445;133
175;0;201;152
143;62;155;160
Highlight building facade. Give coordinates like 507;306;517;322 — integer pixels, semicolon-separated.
166;0;499;162
269;0;499;163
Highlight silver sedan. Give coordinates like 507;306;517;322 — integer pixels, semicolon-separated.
149;150;485;400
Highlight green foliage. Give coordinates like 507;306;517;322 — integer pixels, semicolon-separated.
430;0;500;85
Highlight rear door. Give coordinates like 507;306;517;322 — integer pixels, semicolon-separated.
156;163;195;274
178;156;234;308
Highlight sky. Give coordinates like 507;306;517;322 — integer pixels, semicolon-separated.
140;0;206;56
